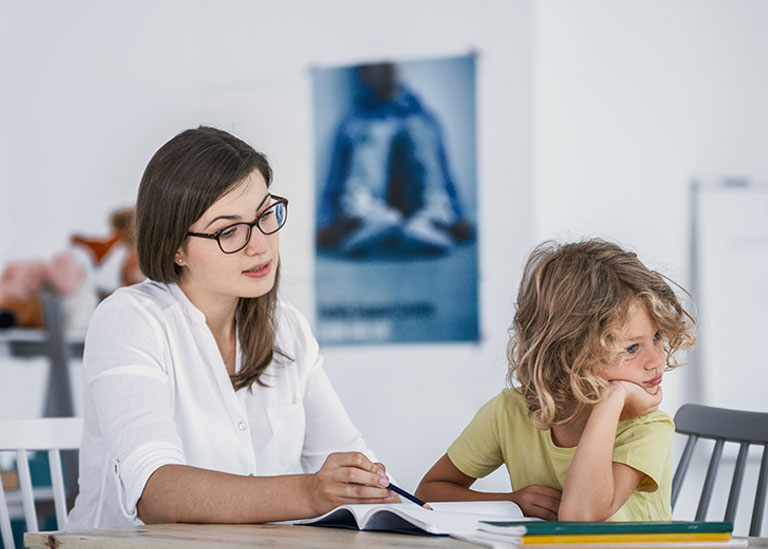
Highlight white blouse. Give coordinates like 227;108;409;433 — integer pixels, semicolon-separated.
67;280;374;529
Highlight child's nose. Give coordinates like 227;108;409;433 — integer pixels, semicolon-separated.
645;344;666;370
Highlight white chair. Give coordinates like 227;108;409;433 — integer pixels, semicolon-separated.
0;418;82;549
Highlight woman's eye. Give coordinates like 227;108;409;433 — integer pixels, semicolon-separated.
219;228;237;240
260;209;275;220
626;344;639;355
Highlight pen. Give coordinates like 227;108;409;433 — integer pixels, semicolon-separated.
387;482;433;510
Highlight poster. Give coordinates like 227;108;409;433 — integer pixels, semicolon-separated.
313;54;478;344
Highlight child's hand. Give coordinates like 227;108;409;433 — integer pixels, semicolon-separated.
606;380;663;420
508;484;561;520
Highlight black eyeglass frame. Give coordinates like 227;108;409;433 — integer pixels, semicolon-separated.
186;195;289;254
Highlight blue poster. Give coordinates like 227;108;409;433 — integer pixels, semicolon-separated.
313;54;478;345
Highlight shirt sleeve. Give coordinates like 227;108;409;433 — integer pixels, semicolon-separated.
612;411;675;492
83;292;186;520
281;304;376;473
447;392;506;479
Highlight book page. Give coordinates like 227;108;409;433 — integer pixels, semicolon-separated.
451;529;525;549
362;501;530;535
288;504;366;528
430;501;526;518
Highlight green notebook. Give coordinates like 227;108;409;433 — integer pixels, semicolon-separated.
478;520;734;536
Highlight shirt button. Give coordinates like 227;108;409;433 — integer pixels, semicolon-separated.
237;421;247;431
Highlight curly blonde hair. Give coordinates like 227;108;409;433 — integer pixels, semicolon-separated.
507;239;696;430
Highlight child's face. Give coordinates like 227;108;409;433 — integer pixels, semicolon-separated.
601;301;666;391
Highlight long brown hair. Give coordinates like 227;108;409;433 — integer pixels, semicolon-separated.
507;239;696;429
136;126;284;390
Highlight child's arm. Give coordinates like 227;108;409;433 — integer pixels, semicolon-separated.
416;453;562;520
559;381;662;521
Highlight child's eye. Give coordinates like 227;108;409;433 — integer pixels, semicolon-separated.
626;344;639;355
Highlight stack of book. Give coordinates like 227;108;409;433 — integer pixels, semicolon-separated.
451;520;742;547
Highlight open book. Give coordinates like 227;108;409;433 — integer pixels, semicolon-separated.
291;500;532;536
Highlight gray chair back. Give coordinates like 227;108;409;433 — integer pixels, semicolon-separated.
672;403;768;536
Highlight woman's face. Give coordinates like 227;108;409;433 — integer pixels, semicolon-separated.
176;169;279;312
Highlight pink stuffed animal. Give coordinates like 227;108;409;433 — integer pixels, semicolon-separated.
0;207;142;331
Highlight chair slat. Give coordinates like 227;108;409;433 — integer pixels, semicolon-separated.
49;449;68;530
696;438;723;521
724;442;749;523
672;434;698;509
1;417;83;544
16;449;38;533
0;474;15;549
751;444;768;537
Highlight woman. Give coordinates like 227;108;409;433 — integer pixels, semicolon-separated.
67;126;394;528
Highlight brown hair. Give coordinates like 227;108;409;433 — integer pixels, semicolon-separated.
136;126;283;391
507;239;696;429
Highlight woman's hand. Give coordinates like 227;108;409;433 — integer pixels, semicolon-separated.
308;452;394;515
606;380;663;421
508;484;562;520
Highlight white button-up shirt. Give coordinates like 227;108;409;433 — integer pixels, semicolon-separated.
67;280;374;529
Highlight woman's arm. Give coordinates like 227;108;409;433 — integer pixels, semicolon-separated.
559;381;662;521
415;454;561;520
137;451;393;524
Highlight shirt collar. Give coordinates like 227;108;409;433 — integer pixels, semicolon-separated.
166;282;208;325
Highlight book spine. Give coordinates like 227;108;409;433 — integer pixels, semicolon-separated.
521;532;731;545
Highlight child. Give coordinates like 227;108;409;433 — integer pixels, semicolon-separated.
415;239;695;521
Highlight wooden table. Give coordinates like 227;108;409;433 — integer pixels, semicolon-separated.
24;523;476;548
22;524;768;548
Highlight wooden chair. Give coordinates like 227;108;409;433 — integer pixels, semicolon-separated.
0;418;82;549
672;403;768;536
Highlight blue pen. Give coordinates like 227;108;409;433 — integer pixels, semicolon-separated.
387;482;433;510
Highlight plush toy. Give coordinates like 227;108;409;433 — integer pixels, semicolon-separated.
0;207;143;332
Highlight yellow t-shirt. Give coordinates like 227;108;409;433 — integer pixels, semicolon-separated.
447;389;674;521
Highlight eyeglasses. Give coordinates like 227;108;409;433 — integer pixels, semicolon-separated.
186;195;288;254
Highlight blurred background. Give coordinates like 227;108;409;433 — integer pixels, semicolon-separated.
1;0;766;536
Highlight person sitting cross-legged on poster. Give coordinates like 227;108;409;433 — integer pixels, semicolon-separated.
316;62;474;257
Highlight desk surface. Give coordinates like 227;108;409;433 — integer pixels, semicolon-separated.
0;328;85;356
24;523;476;548
0;327;86;342
23;524;768;548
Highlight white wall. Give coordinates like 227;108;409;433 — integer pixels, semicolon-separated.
535;0;768;534
3;0;767;529
535;0;768;414
0;0;533;491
